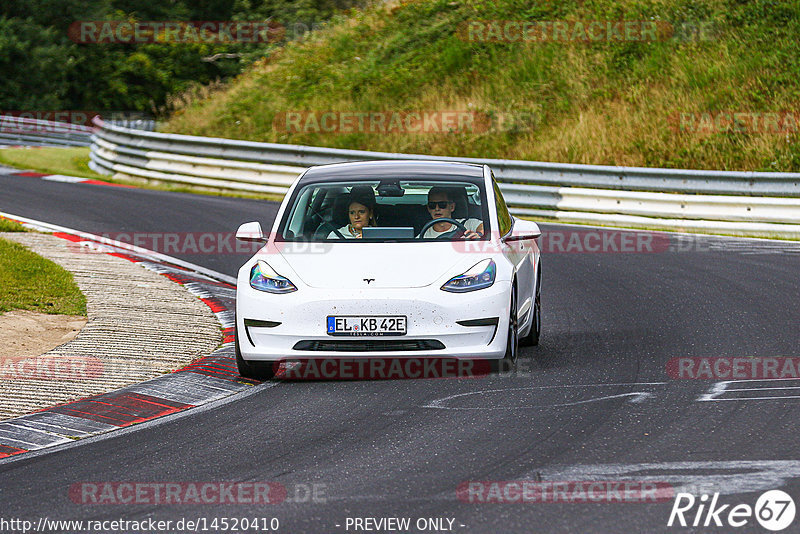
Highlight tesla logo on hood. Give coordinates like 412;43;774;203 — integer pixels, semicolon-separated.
363;278;375;284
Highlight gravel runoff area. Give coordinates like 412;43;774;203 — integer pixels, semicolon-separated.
0;232;222;420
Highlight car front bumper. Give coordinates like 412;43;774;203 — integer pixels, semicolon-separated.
236;281;512;361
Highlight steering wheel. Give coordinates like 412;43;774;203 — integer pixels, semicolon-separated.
316;220;346;239
417;217;468;239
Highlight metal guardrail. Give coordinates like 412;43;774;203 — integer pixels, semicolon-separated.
0;116;156;148
105;119;157;131
89;117;800;238
0;116;94;147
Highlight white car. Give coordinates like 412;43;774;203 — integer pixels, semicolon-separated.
234;160;541;379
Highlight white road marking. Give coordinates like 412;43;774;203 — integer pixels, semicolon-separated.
41;174;87;183
538;460;800;497
698;379;800;402
704;395;800;402
697;381;730;401
423;383;664;410
730;386;800;392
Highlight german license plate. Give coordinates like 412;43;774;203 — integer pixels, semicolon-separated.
327;316;407;336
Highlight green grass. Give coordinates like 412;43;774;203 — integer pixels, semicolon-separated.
0;237;87;315
0;218;27;232
0;147;284;201
163;0;800;172
0;147;105;180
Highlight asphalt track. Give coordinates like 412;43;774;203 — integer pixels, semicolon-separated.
2;168;800;533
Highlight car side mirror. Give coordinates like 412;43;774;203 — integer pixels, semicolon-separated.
236;221;267;242
502;218;541;242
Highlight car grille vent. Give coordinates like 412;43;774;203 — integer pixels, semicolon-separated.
293;340;445;352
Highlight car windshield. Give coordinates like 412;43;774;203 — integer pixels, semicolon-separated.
277;178;490;242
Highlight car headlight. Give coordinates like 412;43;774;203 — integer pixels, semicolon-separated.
441;259;496;293
250;260;297;293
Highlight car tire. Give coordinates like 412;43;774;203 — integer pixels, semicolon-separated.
520;294;540;347
492;286;518;373
235;328;276;380
519;270;542;347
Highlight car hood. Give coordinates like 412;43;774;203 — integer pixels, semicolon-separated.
273;242;470;289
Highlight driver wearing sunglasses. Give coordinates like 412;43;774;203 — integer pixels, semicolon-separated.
419;186;484;239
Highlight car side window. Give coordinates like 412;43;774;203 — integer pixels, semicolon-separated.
492;174;512;237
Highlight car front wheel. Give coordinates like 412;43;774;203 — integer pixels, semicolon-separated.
235;329;276;380
521;265;541;347
520;293;540;347
492;287;518;373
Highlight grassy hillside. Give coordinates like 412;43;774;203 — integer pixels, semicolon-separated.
164;0;800;172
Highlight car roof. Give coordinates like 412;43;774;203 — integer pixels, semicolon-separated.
300;160;486;183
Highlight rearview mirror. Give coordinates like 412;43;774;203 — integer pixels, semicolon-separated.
236;221;267;242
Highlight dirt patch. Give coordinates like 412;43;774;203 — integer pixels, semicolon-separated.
0;310;86;360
